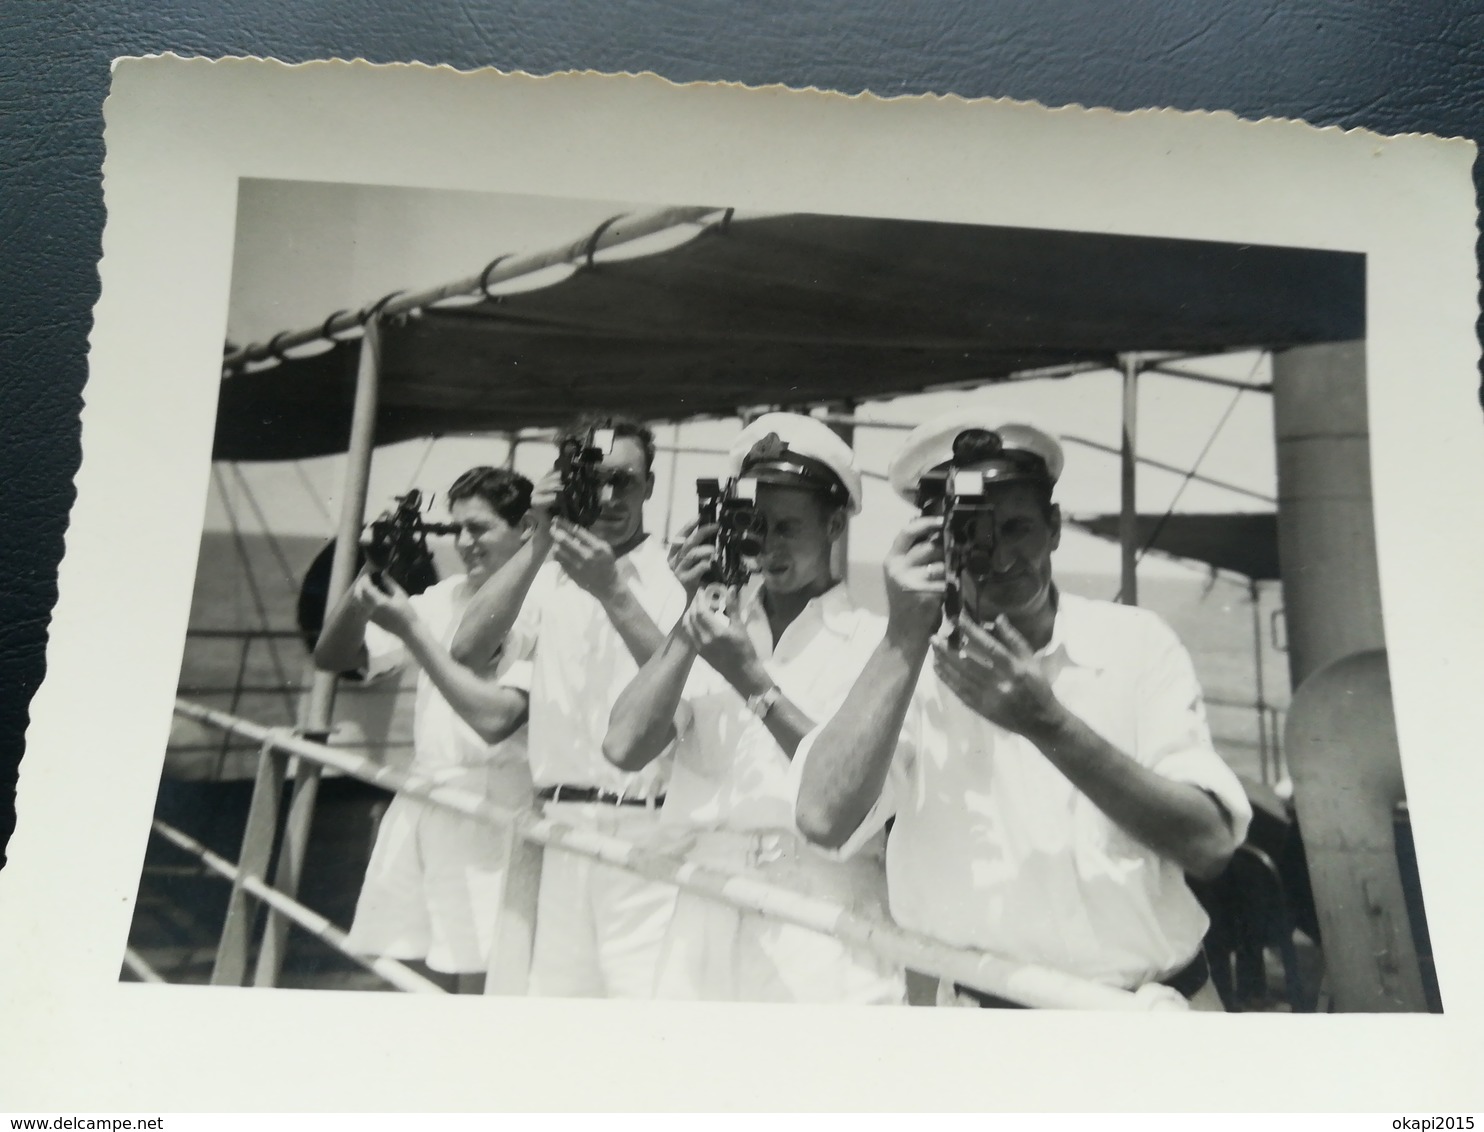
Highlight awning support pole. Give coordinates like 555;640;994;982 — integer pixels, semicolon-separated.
302;315;383;735
253;316;384;988
661;423;682;542
823;400;855;583
1119;353;1141;606
1250;578;1271;783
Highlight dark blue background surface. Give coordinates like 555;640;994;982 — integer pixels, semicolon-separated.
2;1;1481;865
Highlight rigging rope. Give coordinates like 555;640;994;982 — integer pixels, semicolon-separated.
210;467;300;737
1112;351;1268;604
404;436;440;495
228;463;301;596
291;460;336;535
225;463;311;740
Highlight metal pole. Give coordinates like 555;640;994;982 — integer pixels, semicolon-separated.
1119;354;1140;606
209;740;287;985
302;318;383;737
822;401;855;583
1271;341;1383;685
254;317;384;987
662;423;682;542
121;948;167;985
504;431;519;470
1272;341;1428;1011
1249;578;1270;783
1146;363;1274;394
155;820;446;994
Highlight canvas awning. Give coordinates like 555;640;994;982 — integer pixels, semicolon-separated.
1073;512;1281;580
214;211;1365;462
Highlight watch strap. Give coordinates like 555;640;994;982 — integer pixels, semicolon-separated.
745;684;781;720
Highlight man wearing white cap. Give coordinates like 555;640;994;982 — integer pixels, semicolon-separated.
793;410;1251;1009
604;412;904;1004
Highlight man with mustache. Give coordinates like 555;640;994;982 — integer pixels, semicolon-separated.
604;413;903;1004
793;410;1251;1009
314;465;535;993
449;416;687;999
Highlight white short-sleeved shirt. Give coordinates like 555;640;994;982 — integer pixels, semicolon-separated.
792;591;1254;989
666;578;885;832
363;574;532;777
498;535;687;797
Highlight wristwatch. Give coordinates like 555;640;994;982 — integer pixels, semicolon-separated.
745;684;782;720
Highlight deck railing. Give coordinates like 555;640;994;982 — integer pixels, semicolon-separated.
140;698;1161;1010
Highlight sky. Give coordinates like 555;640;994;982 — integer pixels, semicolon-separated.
210;178;1280;586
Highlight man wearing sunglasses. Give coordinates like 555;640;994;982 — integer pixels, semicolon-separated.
449;415;686;999
792;409;1252;1010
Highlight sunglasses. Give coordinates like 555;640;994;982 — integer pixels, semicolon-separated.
598;469;642;493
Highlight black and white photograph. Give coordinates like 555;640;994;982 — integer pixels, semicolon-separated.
3;58;1480;1111
126;177;1421;1016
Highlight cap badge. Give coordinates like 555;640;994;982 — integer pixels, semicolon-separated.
746;432;792;464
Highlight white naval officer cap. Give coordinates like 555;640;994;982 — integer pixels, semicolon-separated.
886;408;1065;503
727;412;864;516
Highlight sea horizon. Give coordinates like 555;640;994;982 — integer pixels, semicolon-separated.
173;531;1290;786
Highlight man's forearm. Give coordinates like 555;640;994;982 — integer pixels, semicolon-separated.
711;660;815;761
451;533;550;666
598;585;668;668
756;695;816;761
400;619;528;744
1025;711;1238;879
795;626;929;849
313;593;371;673
604;626;696;771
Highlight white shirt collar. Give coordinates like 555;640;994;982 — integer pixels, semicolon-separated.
1040;589;1106;670
552;531;658;587
738;575;856;641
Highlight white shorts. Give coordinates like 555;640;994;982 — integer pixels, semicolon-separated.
650;828;905;1005
345;760;532;975
527;801;677;999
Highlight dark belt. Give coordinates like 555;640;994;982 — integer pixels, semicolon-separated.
954;951;1210;1008
537;784;665;808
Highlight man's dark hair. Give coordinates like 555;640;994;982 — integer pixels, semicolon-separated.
447;466;533;527
558;414;657;473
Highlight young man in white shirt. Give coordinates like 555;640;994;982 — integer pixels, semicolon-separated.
604;413;903;1004
314;466;535;993
449;417;687;998
793;410;1252;1009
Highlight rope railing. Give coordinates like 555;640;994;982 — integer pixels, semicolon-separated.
172;698;1151;1010
150;816;446;994
222;207;728;375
